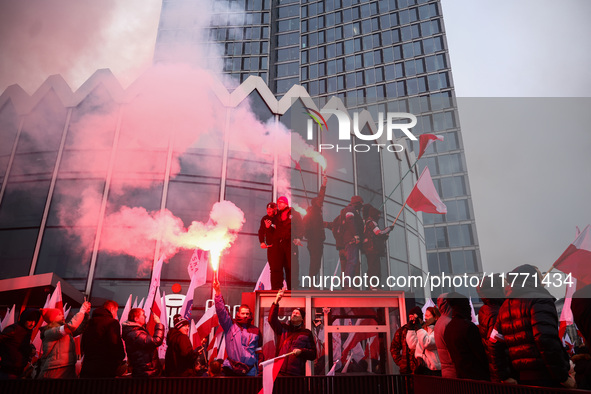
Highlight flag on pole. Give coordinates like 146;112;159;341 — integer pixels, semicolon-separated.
258;357;286;394
187;249;209;287
146;287;163;336
406;167;447;214
327;360;340;376
144;255;164;318
0;305;15;331
208;325;225;360
261;316;277;361
469;297;478;325
179;271;203;321
559;278;577;340
48;282;64;314
195;306;218;342
138;297;145;310
553;225;591;285
120;294;133;322
189;319;198;349
417;134;444;159
132;296;138;309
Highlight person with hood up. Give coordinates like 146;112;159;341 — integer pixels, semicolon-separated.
361;204;393;288
273;196;304;290
213;278;261;376
39;301;91;378
490;264;575;388
434;293;456;378
80;300;125;378
390;306;422;374
164;314;198;377
406;306;441;376
268;289;317;376
476;275;507;382
121;308;164;377
443;293;490;381
571;283;591;389
0;308;41;379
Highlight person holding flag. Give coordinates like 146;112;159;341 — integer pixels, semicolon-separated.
39;300;91;379
213;277;261;376
121;308;164;377
0;309;41;379
268;289;316;376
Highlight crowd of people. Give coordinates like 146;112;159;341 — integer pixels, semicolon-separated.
259;174;393;290
390;263;591;389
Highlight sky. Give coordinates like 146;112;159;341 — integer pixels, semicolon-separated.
0;0;590;288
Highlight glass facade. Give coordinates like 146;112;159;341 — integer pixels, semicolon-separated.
154;0;483;298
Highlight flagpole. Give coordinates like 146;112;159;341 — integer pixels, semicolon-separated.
378;159;419;211
389;200;409;230
259;350;298;366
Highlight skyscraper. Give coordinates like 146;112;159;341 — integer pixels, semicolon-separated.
155;0;482;297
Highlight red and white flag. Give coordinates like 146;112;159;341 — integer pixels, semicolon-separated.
187;249;209;287
261;316;277;361
179;270;205;321
196;306;218;343
120;294;133;322
144;255;164;318
189;319;198;349
208;325;226;360
146;287;163;336
132;296;138;309
417;134;444;159
406;167;447;214
421;298;436;317
254;262;286;291
553;225;591;286
258;357;286;394
469;297;478;325
0;305;15;331
48;282;64;314
559;278;577;340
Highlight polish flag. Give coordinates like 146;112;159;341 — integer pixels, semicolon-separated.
553;225;591;286
208;325;225;360
417;134;444;159
261;316;277;361
254;262;286;291
421;298;436;316
120;294;133;322
406;167;447;214
48;281;64;314
0;305;15;331
559;278;577;340
258;357;286;394
189;319;198;349
144;256;164;318
146;287;163;336
196;306;219;342
187;249;209;288
179;270;203;321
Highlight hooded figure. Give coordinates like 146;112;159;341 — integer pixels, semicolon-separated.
491;264;573;388
80;303;125;378
268;290;316;376
0;309;41;379
434;293;456;378
390;306;423;374
361;204;393;286
443;293;490;381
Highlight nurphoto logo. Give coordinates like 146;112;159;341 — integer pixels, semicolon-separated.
305;108;418;153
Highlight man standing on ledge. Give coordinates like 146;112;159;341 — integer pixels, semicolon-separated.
274;196;304;290
213;278;261;376
268;289;316;376
342;195;364;279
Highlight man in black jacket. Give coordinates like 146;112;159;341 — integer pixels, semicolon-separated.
268;289;316;376
0;309;41;379
491;264;575;388
80;300;125;378
122;308;164;377
164;315;197;377
259;202;277;268
390;306;422;375
476;275;506;382
273;196;304;290
304;174;327;279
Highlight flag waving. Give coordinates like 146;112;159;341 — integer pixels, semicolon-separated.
553;225;591;285
559;278;577;340
195;306;218;342
417;134;444;159
144;255;164;318
406;167;447;214
259;355;290;394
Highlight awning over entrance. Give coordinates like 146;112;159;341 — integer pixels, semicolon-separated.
0;273;85;310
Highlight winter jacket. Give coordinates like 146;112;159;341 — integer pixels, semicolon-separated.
434;294;456;378
215;294;261;376
491;264;570;385
275;207;304;242
80;307;125;378
342;203;364;245
268;302;316;376
304;184;327;244
258;214;276;246
39;310;88;375
390;324;417;374
476;275;505;382
406;325;440;372
121;321;164;377
164;328;197;377
0;323;35;377
444;295;490;381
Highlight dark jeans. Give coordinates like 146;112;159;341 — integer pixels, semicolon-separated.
270;238;299;290
307;241;323;278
